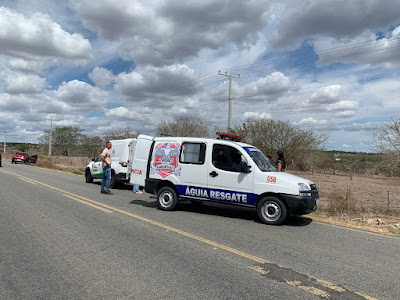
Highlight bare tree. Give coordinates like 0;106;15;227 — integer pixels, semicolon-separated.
157;117;210;137
233;118;326;170
104;128;140;141
369;117;400;168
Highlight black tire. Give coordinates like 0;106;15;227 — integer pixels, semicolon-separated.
110;172;118;189
85;169;93;183
157;186;179;211
256;196;287;225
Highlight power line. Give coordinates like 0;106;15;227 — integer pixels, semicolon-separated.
221;36;400;74
102;34;400;105
237;73;400;101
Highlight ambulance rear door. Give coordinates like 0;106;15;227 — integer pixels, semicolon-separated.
175;141;208;198
130;135;154;186
127;139;137;180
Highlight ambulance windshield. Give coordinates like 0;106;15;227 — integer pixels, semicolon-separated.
242;147;276;172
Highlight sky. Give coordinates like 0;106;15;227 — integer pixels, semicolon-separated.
1;0;400;152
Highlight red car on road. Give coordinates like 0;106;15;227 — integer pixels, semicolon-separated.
12;152;29;164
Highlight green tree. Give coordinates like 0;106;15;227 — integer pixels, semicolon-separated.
17;143;31;152
81;135;104;158
233;118;326;170
39;126;86;156
157;117;210;137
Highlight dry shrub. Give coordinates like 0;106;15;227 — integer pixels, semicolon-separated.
34;155;89;173
34;155;56;169
324;187;360;216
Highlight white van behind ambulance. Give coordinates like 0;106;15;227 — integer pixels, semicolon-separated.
85;138;136;188
130;133;319;225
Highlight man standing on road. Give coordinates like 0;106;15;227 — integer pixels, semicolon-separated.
101;141;113;195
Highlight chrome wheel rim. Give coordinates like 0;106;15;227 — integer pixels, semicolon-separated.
159;191;174;208
261;202;281;222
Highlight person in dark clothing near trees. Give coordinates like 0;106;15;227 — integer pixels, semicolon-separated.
275;150;286;172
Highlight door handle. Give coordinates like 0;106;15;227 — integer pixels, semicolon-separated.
209;171;218;177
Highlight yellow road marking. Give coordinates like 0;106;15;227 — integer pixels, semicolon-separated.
355;292;379;300
287;280;330;298
313;278;346;293
20;178;37;185
63;194;113;214
250;265;269;275
2;169;379;300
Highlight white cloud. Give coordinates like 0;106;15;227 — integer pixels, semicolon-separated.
72;0;271;66
242;112;271;120
270;0;400;49
105;107;145;121
0;6;92;63
115;64;200;104
7;58;41;73
326;100;359;112
89;67;115;89
295;117;328;126
309;85;342;104
211;71;299;103
4;74;46;94
334;110;356;118
43;80;109;113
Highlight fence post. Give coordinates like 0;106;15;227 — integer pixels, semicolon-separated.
386;187;390;212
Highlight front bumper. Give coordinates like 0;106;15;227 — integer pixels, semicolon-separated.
13;158;25;162
281;192;319;216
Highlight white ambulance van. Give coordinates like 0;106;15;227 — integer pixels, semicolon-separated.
85;138;136;188
130;133;319;225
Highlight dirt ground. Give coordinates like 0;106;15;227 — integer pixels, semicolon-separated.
293;171;400;236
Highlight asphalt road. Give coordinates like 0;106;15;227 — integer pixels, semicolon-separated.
1;162;399;300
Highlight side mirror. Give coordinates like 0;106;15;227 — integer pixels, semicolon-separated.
240;162;251;173
91;158;95;161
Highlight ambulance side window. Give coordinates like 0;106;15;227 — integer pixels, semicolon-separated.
180;143;206;164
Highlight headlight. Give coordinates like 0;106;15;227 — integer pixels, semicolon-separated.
298;183;310;192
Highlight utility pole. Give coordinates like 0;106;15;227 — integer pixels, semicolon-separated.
3;132;6;154
48;115;53;156
218;71;240;132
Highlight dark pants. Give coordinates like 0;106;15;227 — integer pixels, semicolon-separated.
101;166;111;191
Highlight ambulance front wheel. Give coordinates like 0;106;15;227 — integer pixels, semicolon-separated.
257;196;287;225
85;169;93;183
157;186;179;211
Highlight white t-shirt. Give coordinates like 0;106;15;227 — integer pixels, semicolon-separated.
101;147;111;168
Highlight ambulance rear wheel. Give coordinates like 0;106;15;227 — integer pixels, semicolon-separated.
257;196;287;225
157;186;179;211
110;173;118;189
